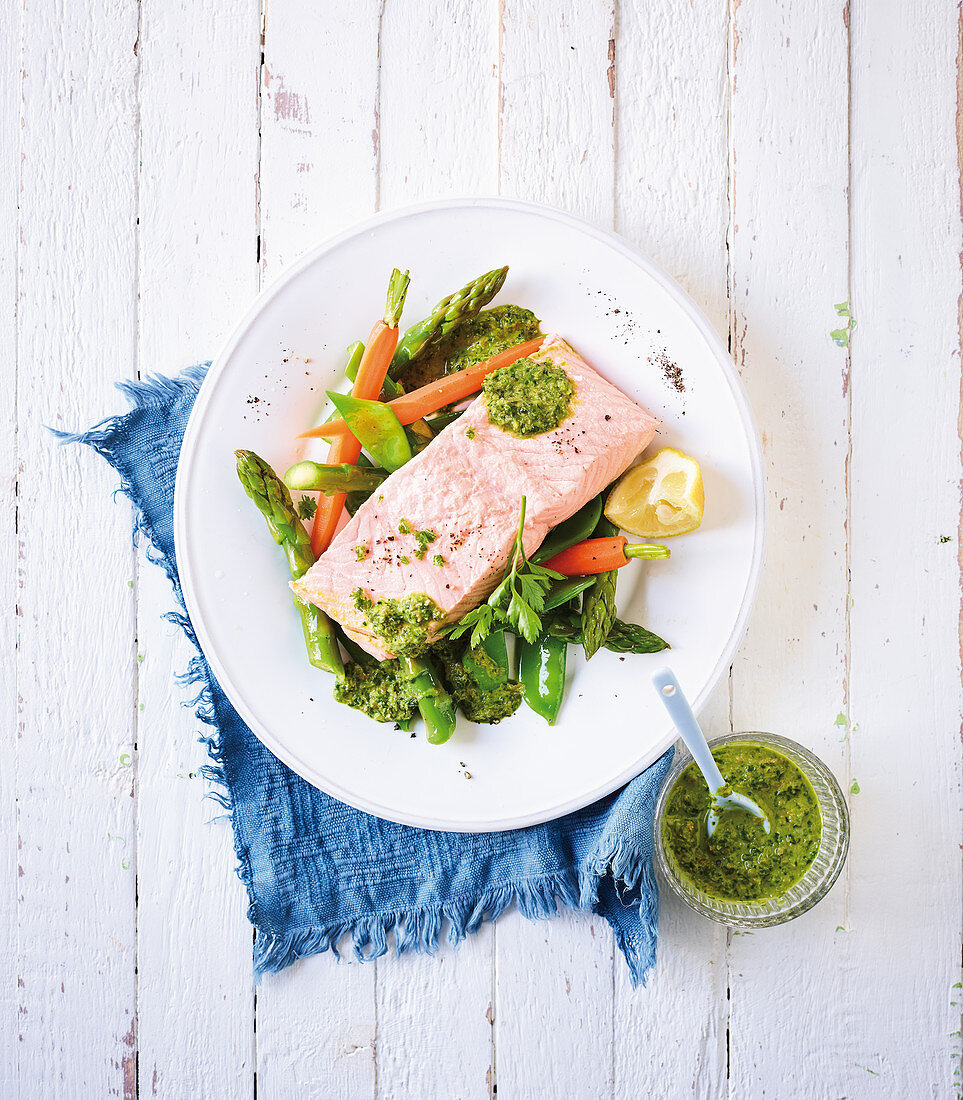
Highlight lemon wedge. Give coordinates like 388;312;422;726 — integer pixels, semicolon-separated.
604;447;704;537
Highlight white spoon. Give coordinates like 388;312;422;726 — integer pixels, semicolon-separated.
652;667;771;838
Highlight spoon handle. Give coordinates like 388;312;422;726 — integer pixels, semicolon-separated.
651;667;726;794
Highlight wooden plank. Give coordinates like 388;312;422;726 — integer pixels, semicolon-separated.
495;3;617;1096
16;1;140;1095
0;4;21;1095
843;1;963;1094
375;3;500;1096
726;0;852;1095
378;0;499;205
374;925;496;1100
611;2;730;1088
255;3;380;1096
134;2;261;1096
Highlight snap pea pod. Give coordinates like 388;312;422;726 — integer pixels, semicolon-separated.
234;450;344;677
402;655;458;745
517;631;567;724
284;461;388;495
463;630;510;689
327;390;413;472
532;494;604;564
579;516;620;659
543;575;596;612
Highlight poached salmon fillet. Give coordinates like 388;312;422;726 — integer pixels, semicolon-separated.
292;335;659;658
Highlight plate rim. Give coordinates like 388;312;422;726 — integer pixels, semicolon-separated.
174;196;766;832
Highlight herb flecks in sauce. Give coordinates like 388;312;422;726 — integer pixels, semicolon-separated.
662;743;822;902
354;544;369;561
434;639;523;724
334;660;417;724
352;589;443;657
483;357;574;437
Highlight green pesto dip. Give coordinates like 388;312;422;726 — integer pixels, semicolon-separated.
433;639;524;724
399;305;542;389
661;742;822;902
351;589;443;657
482;357;574;437
333;659;417;724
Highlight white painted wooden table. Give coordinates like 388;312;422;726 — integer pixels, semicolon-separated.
5;1;961;1096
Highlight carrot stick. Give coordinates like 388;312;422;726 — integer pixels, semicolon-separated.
542;536;670;576
298;337;544;441
310;269;409;556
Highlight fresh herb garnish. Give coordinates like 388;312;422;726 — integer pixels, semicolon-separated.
433;554;446;567
352;587;373;613
449;497;561;645
399;554;410;564
355;544;369;561
466;426;476;440
297;495;318;520
398;518;412;534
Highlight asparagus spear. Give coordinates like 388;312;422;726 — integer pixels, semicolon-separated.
235;449;344;677
389;265;509;378
545;611;669;655
284;460;388;495
579;517;620;659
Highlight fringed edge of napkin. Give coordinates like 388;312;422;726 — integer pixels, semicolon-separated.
248;834;659;986
57;366;664;989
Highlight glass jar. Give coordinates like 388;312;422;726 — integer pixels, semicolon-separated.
653;731;850;927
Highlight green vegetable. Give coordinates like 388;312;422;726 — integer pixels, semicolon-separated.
533;494;604;564
390;266;509;378
449;497;562;646
402;655;458;744
326;391;413;472
542;575;596;612
482;357;574;437
580;516;619;659
597;620;669;654
343;340;366;382
517;631;567;724
434;636;523;724
661;742;822;901
234;450;343;677
284;461;388;495
545;613;669;655
426;409;464;433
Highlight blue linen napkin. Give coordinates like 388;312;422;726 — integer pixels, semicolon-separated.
61;366;673;985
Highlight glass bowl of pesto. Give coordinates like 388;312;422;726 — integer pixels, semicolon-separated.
653;732;850;927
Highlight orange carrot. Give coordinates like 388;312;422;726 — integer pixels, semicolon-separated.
298;337;544;441
310;269;409;556
542;536;670;576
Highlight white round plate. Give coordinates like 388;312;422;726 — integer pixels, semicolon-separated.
175;198;764;832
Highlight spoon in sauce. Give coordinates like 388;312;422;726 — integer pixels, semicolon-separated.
652;668;771;838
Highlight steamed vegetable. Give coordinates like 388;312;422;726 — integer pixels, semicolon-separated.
298;338;545;441
542;535;670;577
517;632;567;724
310;268;410;555
284;461;388;495
235;449;344;677
327;391;412;472
390;266;509;378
